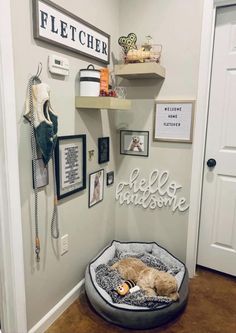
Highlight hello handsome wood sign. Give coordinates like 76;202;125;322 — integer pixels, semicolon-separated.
116;168;189;213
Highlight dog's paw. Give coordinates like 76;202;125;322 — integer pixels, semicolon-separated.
144;288;157;298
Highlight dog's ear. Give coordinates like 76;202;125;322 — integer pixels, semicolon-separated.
169;292;179;301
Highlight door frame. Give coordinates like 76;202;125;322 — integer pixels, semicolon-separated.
0;0;27;332
186;0;236;277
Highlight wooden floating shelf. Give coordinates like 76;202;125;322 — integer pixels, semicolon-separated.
114;62;166;79
75;96;131;110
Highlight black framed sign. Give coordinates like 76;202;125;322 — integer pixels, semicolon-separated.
32;0;110;64
98;137;110;164
120;130;149;157
55;135;86;200
89;169;104;208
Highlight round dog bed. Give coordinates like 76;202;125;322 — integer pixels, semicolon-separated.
85;241;188;329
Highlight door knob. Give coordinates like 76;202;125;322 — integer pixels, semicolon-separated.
207;158;216;168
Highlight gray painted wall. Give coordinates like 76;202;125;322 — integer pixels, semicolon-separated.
114;0;204;262
10;0;119;329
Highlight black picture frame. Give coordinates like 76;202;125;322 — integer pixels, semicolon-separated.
55;135;86;200
88;169;104;208
120;130;149;157
106;171;114;186
98;137;110;164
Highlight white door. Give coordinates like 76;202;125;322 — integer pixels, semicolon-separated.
197;5;236;276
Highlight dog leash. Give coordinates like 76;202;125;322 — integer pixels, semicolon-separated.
27;64;59;262
28;73;41;262
51;151;59;239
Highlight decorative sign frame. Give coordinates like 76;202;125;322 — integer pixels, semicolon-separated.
89;169;104;208
154;100;194;143
120;130;149;157
55;135;86;200
32;0;110;64
98;137;110;164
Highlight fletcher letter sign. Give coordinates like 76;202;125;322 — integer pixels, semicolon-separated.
33;0;110;64
116;168;189;212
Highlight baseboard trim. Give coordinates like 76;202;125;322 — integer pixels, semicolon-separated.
28;278;85;333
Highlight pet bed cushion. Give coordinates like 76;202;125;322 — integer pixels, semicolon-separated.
85;241;188;329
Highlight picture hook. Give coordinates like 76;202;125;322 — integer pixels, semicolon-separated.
36;62;42;77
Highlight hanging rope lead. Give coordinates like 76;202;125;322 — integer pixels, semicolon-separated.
51;151;59;239
28;75;41;262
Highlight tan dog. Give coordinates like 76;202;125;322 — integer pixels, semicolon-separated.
112;257;179;301
128;136;143;152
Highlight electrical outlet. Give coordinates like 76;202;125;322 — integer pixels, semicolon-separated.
60;234;69;256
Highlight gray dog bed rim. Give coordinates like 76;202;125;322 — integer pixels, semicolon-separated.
85;241;188;329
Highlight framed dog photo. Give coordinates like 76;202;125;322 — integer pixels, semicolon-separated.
106;171;114;186
120;130;149;157
55;134;86;200
98;137;110;164
89;169;104;208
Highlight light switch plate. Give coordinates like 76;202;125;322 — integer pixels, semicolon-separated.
60;234;69;256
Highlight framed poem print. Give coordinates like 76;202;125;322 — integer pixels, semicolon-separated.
55;134;86;200
98;137;110;164
89;169;104;207
120;130;149;157
154;100;194;143
106;171;114;186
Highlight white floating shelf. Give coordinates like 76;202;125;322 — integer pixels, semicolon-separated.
75;96;131;110
114;62;166;79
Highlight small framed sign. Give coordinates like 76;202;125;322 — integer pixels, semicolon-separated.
106;171;114;186
120;130;149;157
154;101;194;143
98;137;110;164
32;0;110;64
55;135;86;200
